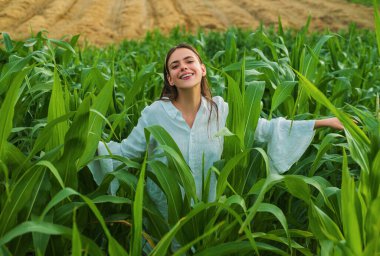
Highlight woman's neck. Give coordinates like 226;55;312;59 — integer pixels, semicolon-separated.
173;88;202;128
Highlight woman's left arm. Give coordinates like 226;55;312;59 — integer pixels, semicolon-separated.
314;117;344;130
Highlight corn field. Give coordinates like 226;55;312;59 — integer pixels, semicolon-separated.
0;5;380;256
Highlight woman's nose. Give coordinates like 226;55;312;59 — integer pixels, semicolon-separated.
180;62;188;70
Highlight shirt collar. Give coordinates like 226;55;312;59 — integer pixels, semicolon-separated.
161;96;208;119
161;99;180;119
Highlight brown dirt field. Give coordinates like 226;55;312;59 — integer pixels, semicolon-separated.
0;0;375;46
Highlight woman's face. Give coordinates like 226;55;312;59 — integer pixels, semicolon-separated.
166;47;206;91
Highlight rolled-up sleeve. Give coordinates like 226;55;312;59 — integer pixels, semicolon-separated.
254;118;315;174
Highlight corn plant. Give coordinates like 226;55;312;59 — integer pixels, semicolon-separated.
0;10;379;255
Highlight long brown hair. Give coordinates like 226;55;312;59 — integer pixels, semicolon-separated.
160;43;218;125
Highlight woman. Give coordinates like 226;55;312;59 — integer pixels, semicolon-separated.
89;43;343;208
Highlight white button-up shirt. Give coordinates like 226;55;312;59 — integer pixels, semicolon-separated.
89;96;315;205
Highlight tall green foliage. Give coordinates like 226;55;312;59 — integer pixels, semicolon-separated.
0;16;379;255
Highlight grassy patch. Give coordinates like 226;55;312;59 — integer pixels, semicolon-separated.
347;0;373;6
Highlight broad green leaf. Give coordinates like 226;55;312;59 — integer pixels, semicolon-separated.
20;113;73;169
284;176;311;204
36;160;65;190
173;222;225;256
240;174;284;233
0;68;30;160
146;125;198;202
149;160;182;225
196;241;287;256
244;81;265;148
124;63;156;108
151;201;255;256
0;54;32;95
49;38;76;55
216;149;251;198
46;68;69;155
308;202;344;242
309;133;343;176
257;203;290;244
341;149;362;255
55;96;90;188
270;81;296;118
78;76;115;167
31;214;52;256
71;209;82;256
1;32;13;53
0;221;103;256
131;147;148;256
0;167;45;235
39;187;128;255
294;70;371;173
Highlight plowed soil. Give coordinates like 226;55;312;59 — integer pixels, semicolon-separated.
0;0;375;46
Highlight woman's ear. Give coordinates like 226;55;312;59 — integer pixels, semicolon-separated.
201;64;207;77
167;74;174;86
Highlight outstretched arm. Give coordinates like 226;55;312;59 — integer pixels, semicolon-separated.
314;117;344;130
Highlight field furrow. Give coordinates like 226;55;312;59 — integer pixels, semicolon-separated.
0;0;375;45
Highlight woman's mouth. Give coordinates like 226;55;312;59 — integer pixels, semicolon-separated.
180;73;193;80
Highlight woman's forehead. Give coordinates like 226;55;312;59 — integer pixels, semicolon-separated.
168;48;198;63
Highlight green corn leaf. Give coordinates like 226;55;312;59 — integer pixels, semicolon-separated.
240;174;285;234
124;63;156;108
2;142;28;171
0;68;30;160
294;69;371;173
309;133;343;176
71;209;82;256
0;167;45;236
46;68;69;155
21;113;74;168
216;149;251;198
244;81;265;148
149;160;182;225
341;149;362;255
196;240;288;256
159;144;198;202
257;203;290;245
38;187;128;255
49;38;76;55
131;148;148;256
297;35;334;114
173;222;225;256
0;54;32;95
269;81;297;118
0;221;103;256
151;201;254;256
77;76;114;167
146;125;198;202
308;201;344;242
1;32;13;53
364;196;380;256
31;214;52;256
55;96;90;188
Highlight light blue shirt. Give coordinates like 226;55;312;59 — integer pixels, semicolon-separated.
88;96;315;205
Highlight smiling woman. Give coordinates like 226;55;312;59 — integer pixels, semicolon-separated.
88;43;344;227
0;23;378;255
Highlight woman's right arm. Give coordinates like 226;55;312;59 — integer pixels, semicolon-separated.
88;107;150;192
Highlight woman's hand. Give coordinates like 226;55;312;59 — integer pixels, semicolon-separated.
314;117;344;130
